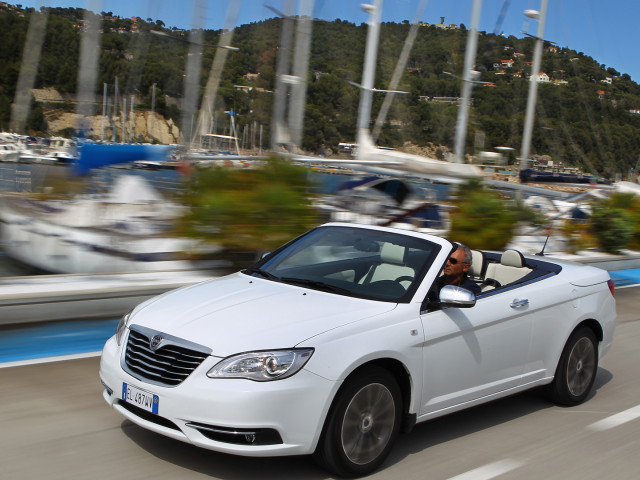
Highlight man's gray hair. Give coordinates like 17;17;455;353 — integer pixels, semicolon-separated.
456;243;473;265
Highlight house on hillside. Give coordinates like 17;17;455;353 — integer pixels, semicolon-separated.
531;72;550;82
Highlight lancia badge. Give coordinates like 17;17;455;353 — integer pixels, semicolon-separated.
150;334;164;351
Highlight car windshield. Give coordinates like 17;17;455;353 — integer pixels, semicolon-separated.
245;226;441;302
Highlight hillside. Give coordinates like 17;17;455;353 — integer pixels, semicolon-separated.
1;5;640;178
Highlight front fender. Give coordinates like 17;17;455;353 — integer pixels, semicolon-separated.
301;303;423;412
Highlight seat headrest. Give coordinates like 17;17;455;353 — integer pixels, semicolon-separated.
470;249;485;277
380;243;406;265
501;249;525;268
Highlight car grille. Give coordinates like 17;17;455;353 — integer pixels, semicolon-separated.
123;327;210;387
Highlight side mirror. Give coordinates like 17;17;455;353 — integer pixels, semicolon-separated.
439;285;476;308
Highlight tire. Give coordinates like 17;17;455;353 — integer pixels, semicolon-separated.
548;327;598;406
314;366;402;478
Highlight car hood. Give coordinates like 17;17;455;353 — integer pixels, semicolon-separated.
130;272;397;357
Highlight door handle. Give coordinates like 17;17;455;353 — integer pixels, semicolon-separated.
510;298;529;308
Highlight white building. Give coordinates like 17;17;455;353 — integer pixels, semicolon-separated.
531;72;550;83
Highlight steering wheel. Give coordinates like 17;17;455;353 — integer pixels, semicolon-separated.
395;276;414;284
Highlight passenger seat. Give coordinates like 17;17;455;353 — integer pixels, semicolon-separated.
483;249;531;290
469;249;486;281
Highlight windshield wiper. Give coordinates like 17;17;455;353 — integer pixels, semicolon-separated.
244;267;280;281
280;277;353;296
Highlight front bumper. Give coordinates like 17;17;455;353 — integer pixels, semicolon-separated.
99;335;338;457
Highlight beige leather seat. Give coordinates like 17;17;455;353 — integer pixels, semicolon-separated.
483;249;531;289
469;249;486;281
364;243;415;288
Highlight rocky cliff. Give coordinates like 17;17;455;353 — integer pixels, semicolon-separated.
44;109;182;144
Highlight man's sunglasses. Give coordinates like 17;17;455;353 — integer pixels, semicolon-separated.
447;257;466;265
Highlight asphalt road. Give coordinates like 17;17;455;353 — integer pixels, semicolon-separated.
1;286;639;480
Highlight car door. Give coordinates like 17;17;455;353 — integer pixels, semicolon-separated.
418;289;534;415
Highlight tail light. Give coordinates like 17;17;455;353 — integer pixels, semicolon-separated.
607;279;615;297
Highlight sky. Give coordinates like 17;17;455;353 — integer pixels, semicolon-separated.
17;0;640;83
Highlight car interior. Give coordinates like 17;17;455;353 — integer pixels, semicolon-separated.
469;248;561;295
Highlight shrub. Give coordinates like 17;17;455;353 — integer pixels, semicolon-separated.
177;157;320;255
447;178;517;250
600;192;640;249
589;205;633;253
560;220;595;254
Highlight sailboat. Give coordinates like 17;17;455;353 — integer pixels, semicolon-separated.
0;174;219;274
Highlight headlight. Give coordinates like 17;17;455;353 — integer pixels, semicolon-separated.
115;310;132;346
207;348;314;382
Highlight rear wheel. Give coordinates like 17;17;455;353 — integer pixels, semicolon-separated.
314;366;402;478
548;327;598;406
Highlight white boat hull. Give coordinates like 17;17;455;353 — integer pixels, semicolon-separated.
0;176;218;274
0;206;210;273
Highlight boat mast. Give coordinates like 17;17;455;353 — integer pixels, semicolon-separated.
453;0;482;164
287;0;314;152
11;9;48;134
182;0;206;150
122;96;127;143
192;1;240;148
271;0;296;151
371;0;428;143
101;83;107;141
150;83;156;143
113;76;119;142
270;0;315;153
519;0;549;170
356;0;383;141
75;1;102;139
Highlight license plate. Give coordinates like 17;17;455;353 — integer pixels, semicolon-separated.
122;383;159;414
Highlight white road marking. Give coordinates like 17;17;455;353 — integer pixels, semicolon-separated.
448;459;524;480
0;351;101;369
587;405;640;431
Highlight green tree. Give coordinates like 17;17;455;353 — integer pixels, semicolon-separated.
177;158;320;256
589;205;633;254
447;179;517;250
594;192;640;250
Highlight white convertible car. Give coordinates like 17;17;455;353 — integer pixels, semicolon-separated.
100;223;616;477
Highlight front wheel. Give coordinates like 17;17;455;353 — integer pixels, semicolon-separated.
548;327;598;406
314;366;402;478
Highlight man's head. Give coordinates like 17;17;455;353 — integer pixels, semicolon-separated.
442;243;472;285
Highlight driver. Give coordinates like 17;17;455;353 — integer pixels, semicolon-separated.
433;243;481;295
